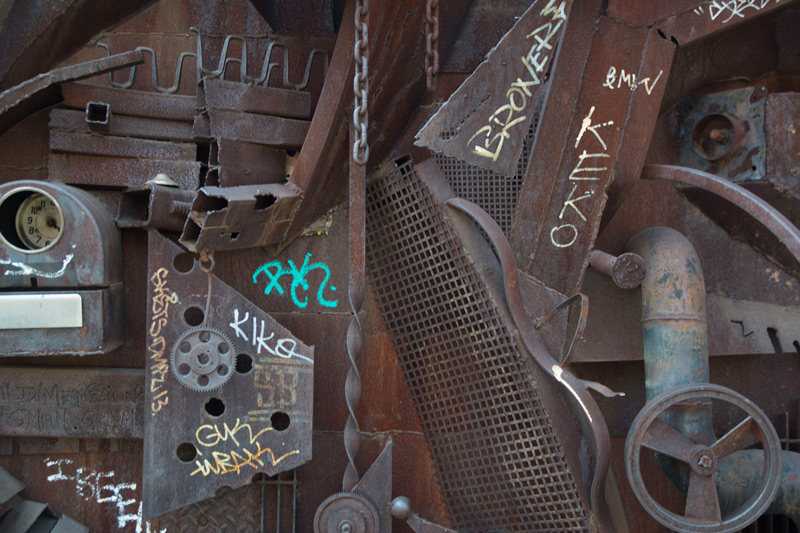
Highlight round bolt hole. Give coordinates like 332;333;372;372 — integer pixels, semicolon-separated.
271;411;290;431
176;442;197;462
178;364;191;376
218;342;229;354
184;307;204;326
217;364;229;376
197;352;210;365
174;252;194;273
236;354;253;374
197;375;209;387
199;330;210;342
179;341;191;353
205;397;225;417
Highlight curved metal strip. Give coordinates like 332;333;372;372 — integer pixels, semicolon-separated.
533;292;589;366
0;50;143;136
445;196;615;531
642;164;800;266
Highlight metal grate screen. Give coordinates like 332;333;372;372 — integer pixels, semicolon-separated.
434;104;540;236
365;160;589;532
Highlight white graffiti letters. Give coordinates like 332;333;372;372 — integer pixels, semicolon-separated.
229;309;312;364
44;458;164;533
468;2;567;161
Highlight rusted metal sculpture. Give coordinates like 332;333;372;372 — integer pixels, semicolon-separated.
1;0;800;531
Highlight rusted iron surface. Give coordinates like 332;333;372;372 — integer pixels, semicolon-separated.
143;231;314;518
200;78;312;120
677;88;766;183
657;0;799;45
208;138;287;187
766;92;800;200
48;154;201;191
50;131;195;161
278;0;472;253
3;0;800;530
0;367;143;439
180;184;302;251
61;82;195;121
416;1;572;177
49;108;194;143
0;0;156;91
0;50;144;137
200;108;309;149
510;1;674;296
642;164;800;266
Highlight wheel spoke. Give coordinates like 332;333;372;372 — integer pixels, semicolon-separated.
712;416;761;458
641;417;696;462
685;471;721;523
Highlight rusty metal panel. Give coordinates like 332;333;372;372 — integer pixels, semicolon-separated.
49;108;194;142
209;138;287;187
48;154;201;190
416;1;572;177
180;184;301;251
201;108;309;149
510;11;673;296
201;78;312;119
61;82;195;121
50;131;195;161
0;367;143;439
657;0;799;45
143;231;313;519
0;50;144;136
766;92;800;199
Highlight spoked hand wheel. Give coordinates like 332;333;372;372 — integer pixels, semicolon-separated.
625;383;782;532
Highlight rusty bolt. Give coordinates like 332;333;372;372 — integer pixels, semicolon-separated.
589;250;646;289
169;200;193;218
698;454;713;470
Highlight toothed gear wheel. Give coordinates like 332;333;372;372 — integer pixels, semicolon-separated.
170;327;234;392
313;492;379;533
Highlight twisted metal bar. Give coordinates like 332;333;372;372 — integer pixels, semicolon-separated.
342;0;369;491
343;131;366;492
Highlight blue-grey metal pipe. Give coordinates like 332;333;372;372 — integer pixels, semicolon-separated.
626;226;800;526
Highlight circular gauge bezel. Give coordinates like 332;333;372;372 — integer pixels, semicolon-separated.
0;187;65;254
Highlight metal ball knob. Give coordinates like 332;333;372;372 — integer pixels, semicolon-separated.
390;496;412;520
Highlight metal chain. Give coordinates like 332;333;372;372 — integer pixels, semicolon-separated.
425;0;439;92
352;0;369;165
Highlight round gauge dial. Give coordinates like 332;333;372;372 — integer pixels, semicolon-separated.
15;192;63;250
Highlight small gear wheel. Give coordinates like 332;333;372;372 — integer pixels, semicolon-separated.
313;492;379;533
170;327;234;392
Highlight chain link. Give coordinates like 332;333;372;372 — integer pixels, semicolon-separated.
425;0;439;92
352;0;369;165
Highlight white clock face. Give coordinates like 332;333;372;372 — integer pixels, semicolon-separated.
15;192;63;251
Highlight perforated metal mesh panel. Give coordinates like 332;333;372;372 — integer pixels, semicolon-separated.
365;160;589;532
434;106;539;236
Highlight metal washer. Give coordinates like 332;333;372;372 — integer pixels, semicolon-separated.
170;326;234;392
